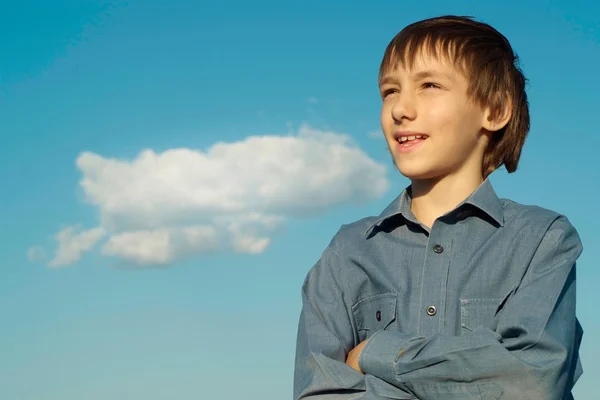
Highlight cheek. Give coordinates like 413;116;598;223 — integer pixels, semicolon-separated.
424;103;460;134
426;101;479;138
421;97;460;122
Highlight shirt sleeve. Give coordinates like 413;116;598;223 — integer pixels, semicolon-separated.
293;247;366;399
294;246;418;399
358;215;584;400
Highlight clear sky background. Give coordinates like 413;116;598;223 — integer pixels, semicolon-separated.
1;0;599;399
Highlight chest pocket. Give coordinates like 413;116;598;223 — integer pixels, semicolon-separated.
352;293;397;343
460;298;502;333
460;285;517;334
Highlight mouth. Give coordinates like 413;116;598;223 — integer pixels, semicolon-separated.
395;133;429;147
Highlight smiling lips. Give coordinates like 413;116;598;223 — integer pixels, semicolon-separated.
394;132;429;151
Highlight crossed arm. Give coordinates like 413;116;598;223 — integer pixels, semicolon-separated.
293;217;583;400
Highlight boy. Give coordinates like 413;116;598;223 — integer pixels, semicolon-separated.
294;15;583;400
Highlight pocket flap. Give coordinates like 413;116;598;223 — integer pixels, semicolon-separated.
352;293;397;333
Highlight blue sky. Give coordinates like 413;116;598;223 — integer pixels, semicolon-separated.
1;0;599;398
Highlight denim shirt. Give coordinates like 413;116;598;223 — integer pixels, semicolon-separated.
294;180;583;400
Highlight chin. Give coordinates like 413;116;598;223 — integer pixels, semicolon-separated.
394;160;439;181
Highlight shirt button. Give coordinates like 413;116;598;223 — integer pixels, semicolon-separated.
433;244;444;253
426;305;437;316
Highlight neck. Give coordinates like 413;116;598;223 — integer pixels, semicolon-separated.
410;171;484;228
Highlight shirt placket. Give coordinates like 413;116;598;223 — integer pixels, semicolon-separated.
417;221;451;336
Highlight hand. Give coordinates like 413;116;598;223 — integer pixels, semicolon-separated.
345;339;369;374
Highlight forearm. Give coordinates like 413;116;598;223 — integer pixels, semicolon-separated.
359;237;581;400
360;327;571;399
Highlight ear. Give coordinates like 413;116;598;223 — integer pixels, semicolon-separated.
482;94;512;132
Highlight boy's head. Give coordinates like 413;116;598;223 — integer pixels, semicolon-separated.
378;16;529;181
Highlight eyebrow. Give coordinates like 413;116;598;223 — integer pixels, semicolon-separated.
379;76;398;86
413;70;455;82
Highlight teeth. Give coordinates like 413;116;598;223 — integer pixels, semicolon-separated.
398;135;426;142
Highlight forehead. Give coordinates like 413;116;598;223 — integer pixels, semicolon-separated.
379;54;463;85
379;41;468;83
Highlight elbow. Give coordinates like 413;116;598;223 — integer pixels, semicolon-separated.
515;343;575;399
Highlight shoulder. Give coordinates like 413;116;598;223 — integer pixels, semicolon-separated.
327;215;380;254
500;201;583;292
305;215;378;277
501;198;582;252
502;198;560;223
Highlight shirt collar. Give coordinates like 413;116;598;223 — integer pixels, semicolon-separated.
463;178;504;227
364;178;504;237
364;188;414;237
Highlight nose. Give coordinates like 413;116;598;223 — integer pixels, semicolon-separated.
390;91;417;123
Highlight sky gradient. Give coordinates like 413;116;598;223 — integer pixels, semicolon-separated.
1;0;599;399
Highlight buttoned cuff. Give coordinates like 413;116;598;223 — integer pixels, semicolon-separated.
358;330;411;383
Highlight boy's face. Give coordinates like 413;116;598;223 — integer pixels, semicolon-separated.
379;51;491;181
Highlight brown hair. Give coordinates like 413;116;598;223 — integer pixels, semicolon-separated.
380;15;529;177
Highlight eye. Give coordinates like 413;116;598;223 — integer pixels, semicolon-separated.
381;88;398;98
422;82;441;89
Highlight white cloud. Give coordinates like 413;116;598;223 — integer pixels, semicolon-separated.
101;225;219;265
48;225;106;268
39;124;389;267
